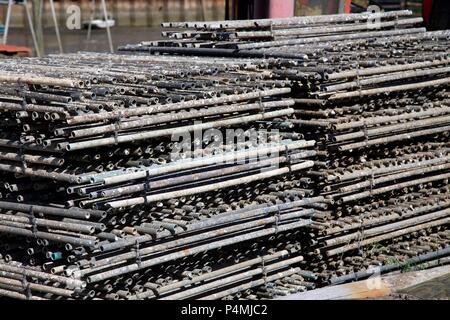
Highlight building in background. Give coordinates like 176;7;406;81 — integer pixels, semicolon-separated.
2;1;448;28
0;0;225;28
295;0;345;16
425;0;450;30
1;0;448;55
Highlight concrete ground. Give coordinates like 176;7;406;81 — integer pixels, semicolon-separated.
278;265;450;300
3;26;164;55
397;272;450;299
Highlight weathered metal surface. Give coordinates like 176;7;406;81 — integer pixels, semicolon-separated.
278;265;450;300
0;10;449;300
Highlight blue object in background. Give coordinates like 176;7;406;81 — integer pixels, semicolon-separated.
50;251;63;261
0;24;4;34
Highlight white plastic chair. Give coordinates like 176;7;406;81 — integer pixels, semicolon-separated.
86;0;113;53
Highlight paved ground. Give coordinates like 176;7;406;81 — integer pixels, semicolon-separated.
279;265;450;300
397;273;450;299
3;26;163;55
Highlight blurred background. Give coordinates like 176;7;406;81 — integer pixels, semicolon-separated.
0;0;448;56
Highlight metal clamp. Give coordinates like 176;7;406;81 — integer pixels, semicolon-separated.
14;80;29;110
355;68;362;94
18;145;27;172
28;206;38;237
269;21;274;39
368;167;375;200
369;170;375;191
284;145;292;174
356;224;366;256
113;111;124;145
362;119;369;142
143;170;151;205
16;79;27;95
21;274;32;300
133;240;142;267
274;205;281;234
356;201;367;255
260;256;268;288
258;91;265;114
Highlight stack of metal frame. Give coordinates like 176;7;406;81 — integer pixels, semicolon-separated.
0;52;320;300
121;9;450;298
0;10;449;300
